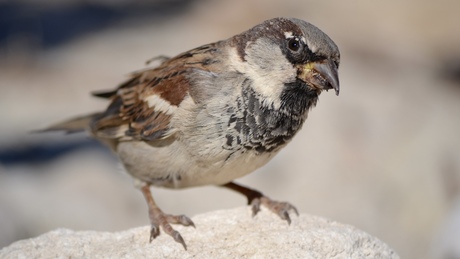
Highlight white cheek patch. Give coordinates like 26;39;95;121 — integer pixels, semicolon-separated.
145;94;177;115
227;39;297;109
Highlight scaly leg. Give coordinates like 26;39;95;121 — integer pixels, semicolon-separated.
140;184;195;250
222;182;299;224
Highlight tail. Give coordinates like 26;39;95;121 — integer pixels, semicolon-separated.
35;113;100;134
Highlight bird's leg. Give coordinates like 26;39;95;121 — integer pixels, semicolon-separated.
140;184;195;250
222;182;299;224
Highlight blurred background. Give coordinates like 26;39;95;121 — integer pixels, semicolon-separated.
1;0;459;258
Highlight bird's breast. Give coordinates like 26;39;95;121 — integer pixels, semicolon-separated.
224;84;314;154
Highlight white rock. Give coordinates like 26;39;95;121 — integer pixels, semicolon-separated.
0;207;398;259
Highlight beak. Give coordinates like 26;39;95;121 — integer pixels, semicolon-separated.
298;59;340;96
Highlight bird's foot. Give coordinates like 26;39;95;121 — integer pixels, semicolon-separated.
141;185;195;250
250;196;299;224
222;182;298;224
148;209;195;250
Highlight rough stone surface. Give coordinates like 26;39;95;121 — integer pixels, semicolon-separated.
0;207;398;259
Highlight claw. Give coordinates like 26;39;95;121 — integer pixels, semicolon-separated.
149;225;160;242
281;211;291;225
250;198;262;217
178;215;196;228
292;206;299;216
165;214;196;228
172;230;187;250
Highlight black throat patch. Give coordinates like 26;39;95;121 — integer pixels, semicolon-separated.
225;79;318;154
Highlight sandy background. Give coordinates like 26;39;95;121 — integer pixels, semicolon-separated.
1;1;460;258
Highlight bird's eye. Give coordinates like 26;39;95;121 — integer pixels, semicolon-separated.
288;38;301;52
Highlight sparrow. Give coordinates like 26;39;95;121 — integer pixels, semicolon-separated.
44;17;340;250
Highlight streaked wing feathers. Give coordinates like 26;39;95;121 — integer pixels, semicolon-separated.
90;43;220;142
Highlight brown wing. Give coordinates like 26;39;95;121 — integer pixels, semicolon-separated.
90;43;222;142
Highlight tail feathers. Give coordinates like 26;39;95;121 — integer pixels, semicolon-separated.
35;113;100;134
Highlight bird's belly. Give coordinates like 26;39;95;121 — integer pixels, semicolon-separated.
116;140;277;189
180;149;277;188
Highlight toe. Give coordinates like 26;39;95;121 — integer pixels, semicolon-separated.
274;202;298;224
149;225;160;243
291;205;299;216
179;215;196;228
171;230;187;250
166;214;196;228
258;197;299;224
280;210;292;225
250;198;262;217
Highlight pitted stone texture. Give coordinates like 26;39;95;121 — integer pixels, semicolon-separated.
0;207;399;259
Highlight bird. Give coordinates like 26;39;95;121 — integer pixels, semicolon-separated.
43;17;340;250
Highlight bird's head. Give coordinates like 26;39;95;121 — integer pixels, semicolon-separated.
231;17;340;105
